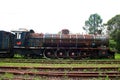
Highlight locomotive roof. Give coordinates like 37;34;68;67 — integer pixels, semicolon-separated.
11;28;29;33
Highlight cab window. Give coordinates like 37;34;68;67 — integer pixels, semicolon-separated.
16;33;21;39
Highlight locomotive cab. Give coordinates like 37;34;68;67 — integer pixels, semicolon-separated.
12;29;44;58
11;28;29;47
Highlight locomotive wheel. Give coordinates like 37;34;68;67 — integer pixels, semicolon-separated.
56;50;67;58
68;50;80;59
44;49;56;59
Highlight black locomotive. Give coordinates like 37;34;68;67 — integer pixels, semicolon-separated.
0;28;115;59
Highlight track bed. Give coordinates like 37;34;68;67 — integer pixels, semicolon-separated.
0;66;120;80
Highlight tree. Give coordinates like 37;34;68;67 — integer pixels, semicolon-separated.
106;14;120;52
106;14;120;35
116;31;120;52
83;13;104;34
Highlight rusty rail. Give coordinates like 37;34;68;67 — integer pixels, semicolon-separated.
0;66;119;70
0;70;120;77
0;66;120;79
0;59;120;64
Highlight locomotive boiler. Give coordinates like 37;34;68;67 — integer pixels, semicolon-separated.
11;29;114;59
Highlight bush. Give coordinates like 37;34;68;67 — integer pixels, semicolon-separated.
109;39;116;51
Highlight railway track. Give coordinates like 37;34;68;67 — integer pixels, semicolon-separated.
0;66;120;71
0;66;120;80
0;59;120;64
0;59;120;79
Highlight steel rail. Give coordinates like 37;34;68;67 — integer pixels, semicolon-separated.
0;59;120;64
0;70;120;77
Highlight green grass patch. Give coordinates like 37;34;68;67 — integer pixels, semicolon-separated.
115;53;120;59
0;62;120;67
14;54;24;58
1;73;14;79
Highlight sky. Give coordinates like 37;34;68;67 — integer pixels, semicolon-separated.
0;0;120;33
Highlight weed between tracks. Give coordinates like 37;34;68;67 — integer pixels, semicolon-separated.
0;74;47;80
1;73;14;79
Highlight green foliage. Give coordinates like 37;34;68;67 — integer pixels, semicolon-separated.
115;53;120;59
106;14;120;52
83;13;104;34
115;31;120;52
109;39;116;50
107;14;120;32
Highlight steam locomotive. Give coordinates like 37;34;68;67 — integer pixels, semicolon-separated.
0;28;115;59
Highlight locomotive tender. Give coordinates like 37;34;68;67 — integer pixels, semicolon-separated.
0;28;115;59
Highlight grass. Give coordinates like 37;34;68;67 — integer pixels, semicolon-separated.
1;73;14;79
115;53;120;59
0;62;120;67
